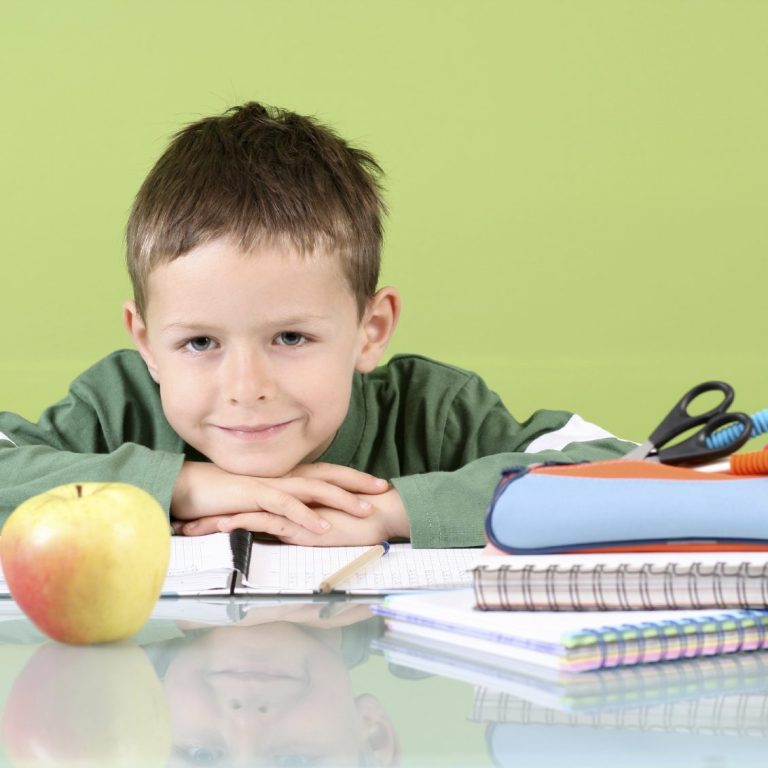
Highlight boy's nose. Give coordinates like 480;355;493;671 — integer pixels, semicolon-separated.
222;349;277;405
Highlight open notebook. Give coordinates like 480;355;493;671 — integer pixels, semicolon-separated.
162;531;479;596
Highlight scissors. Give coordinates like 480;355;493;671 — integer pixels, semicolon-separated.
622;381;753;466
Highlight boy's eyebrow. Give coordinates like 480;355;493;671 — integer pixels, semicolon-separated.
160;313;335;333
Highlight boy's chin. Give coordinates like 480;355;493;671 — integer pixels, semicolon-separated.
211;453;300;479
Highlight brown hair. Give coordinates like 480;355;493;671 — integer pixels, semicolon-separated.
126;102;385;317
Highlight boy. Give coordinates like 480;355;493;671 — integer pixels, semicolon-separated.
0;102;632;548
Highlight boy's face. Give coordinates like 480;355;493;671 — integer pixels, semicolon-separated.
125;238;395;477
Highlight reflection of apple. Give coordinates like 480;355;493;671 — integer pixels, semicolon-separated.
0;482;170;644
1;641;171;768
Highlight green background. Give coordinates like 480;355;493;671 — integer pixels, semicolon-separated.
2;0;767;443
0;1;767;760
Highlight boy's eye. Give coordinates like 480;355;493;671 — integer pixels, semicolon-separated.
185;337;214;352
177;744;225;765
275;332;306;347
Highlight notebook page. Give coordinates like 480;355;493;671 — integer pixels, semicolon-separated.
242;542;478;594
162;534;235;594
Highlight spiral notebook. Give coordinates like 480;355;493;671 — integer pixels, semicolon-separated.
372;589;768;672
472;552;768;611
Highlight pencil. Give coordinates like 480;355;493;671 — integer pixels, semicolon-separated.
318;542;391;594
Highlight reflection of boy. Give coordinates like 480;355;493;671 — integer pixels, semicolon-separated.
147;609;398;767
0;102;633;546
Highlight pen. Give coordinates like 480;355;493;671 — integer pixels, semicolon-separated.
318;542;390;594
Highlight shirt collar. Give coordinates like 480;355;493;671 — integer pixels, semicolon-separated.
316;371;366;467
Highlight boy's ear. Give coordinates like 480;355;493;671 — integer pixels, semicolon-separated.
355;287;401;373
355;694;400;766
122;300;160;383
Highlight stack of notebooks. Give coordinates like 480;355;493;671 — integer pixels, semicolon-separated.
372;589;768;673
372;550;768;674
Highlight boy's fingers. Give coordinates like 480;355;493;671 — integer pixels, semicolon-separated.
289;463;390;494
250;483;331;534
217;512;303;540
266;478;373;518
179;517;226;536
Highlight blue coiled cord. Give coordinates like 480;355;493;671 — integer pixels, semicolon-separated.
706;408;768;449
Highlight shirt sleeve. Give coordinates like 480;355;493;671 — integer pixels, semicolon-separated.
0;355;185;523
391;373;635;548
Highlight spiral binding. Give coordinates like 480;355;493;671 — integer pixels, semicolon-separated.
473;561;768;611
707;408;768;449
566;611;768;670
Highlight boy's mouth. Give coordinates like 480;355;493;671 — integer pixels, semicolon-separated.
215;420;295;442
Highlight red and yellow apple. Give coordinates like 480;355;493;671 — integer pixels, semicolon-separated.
0;482;170;644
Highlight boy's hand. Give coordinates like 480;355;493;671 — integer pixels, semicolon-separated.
284;462;390;494
217;487;410;546
172;461;390;538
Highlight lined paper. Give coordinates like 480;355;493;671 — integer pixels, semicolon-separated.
245;542;478;594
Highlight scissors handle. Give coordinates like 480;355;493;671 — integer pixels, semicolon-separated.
647;380;735;449
656;411;753;466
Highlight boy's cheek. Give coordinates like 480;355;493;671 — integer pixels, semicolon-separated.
157;377;207;423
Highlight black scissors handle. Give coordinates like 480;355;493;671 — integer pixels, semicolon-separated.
656;410;753;465
647;380;735;449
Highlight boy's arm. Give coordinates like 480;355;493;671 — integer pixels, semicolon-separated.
0;440;185;523
171;461;387;538
216;484;409;545
0;351;187;522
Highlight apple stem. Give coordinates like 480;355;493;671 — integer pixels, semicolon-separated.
76;484;83;498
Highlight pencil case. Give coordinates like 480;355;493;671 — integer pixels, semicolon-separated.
485;460;768;554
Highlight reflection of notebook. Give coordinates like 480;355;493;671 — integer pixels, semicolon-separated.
373;589;768;672
374;631;768;714
473;686;768;735
486;722;767;768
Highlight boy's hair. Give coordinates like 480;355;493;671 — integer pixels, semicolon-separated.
126;102;386;317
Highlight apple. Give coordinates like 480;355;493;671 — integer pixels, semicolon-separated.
1;641;172;767
0;482;170;644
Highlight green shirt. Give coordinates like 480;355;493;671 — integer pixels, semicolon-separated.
0;350;632;547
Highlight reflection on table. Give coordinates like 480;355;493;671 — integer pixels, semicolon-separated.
0;597;766;766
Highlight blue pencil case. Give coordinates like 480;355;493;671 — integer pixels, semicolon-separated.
485;460;768;554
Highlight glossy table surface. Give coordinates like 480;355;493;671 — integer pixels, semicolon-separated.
0;597;766;767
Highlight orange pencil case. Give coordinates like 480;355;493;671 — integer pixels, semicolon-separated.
485;460;768;554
